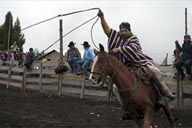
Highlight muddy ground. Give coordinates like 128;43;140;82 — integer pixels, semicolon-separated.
0;85;192;128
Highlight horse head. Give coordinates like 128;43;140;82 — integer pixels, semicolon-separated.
89;44;111;84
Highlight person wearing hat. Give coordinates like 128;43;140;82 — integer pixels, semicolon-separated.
66;41;81;73
97;9;175;119
76;41;94;80
174;34;192;80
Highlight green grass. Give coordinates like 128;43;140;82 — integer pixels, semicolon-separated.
50;74;84;80
182;80;192;86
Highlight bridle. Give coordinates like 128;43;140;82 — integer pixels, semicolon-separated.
90;52;121;83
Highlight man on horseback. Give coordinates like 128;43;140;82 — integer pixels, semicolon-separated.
97;10;175;99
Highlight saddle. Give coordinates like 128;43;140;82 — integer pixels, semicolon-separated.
126;63;153;85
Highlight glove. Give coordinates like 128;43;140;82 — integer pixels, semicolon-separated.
175;40;179;44
97;9;104;18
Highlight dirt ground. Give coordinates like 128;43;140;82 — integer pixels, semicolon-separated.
0;85;192;128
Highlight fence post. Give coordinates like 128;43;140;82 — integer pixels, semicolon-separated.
7;60;13;88
80;80;86;99
180;80;184;109
40;61;43;92
58;74;63;96
22;66;27;92
176;73;180;110
107;79;114;102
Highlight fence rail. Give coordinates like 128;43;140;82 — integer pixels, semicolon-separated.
0;60;110;100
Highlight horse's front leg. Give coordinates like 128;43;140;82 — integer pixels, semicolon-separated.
162;104;176;128
143;107;154;128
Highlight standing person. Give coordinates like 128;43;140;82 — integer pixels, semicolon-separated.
66;41;81;73
174;35;192;80
10;41;19;60
10;41;19;51
24;48;35;71
97;10;175;99
76;41;94;80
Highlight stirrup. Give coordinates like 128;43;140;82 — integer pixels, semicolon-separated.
157;96;173;105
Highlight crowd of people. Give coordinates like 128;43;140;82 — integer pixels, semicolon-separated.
0;41;35;71
0;50;23;67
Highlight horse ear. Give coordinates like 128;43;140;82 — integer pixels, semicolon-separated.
94;49;98;54
99;43;105;52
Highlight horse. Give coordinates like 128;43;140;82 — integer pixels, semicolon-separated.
89;44;175;128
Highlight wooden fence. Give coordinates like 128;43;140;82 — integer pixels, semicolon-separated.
1;60;191;108
159;65;192;109
0;60;111;101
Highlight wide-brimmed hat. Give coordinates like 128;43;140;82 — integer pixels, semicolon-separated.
81;41;90;47
68;41;75;47
184;34;191;39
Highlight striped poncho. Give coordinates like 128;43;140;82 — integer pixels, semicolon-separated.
108;29;155;66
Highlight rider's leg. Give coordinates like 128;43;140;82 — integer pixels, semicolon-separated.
146;65;175;99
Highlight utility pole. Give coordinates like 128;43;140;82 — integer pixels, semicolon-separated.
59;19;63;63
58;19;63;96
7;16;11;51
185;8;188;34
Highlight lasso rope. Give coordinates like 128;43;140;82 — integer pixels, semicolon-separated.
90;17;100;50
21;7;100;54
41;15;98;54
21;8;100;31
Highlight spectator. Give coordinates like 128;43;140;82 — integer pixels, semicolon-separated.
24;48;35;71
174;35;192;80
66;41;81;73
10;42;19;60
10;41;19;51
1;51;8;66
76;41;94;80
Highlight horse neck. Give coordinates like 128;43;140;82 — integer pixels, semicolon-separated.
107;55;134;90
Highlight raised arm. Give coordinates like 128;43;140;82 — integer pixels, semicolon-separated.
97;10;111;37
175;40;182;51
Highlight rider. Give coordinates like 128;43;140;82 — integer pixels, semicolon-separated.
97;10;175;99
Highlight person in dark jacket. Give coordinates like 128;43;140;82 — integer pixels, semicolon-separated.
24;48;35;71
174;34;192;80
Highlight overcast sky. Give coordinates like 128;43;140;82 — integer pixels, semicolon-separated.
1;0;192;64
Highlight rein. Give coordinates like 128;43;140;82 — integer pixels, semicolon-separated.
107;53;121;80
95;52;139;92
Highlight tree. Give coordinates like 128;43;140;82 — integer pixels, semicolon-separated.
0;11;25;51
0;25;4;50
12;17;25;52
33;48;46;60
1;11;13;50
